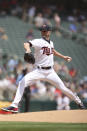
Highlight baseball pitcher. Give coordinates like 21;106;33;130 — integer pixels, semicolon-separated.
1;24;85;113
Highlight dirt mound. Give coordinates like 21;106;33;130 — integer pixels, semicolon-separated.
0;110;87;123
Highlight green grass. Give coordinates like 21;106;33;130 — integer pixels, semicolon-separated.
0;122;87;131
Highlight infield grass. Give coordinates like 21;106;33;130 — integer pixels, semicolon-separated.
0;122;87;131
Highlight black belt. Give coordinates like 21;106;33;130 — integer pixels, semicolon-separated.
37;66;52;70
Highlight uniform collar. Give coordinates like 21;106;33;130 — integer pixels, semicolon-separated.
42;37;50;44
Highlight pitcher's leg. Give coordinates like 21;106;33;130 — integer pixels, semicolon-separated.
11;78;26;108
46;70;82;105
11;69;45;108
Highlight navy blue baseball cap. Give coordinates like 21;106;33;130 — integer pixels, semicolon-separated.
40;24;52;31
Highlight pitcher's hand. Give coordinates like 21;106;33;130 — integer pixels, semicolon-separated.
64;56;72;62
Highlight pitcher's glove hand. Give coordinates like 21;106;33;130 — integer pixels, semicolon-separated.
24;52;35;64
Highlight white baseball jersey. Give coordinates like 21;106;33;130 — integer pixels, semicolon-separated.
29;38;54;67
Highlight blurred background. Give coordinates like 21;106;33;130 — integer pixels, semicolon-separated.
0;0;87;112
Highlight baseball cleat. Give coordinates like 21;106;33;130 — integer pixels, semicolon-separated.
1;106;18;113
78;103;86;109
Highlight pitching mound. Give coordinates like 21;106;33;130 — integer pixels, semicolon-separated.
0;110;87;123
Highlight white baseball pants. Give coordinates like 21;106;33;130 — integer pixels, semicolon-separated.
11;68;81;108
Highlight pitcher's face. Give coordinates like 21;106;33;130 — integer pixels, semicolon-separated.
41;31;51;38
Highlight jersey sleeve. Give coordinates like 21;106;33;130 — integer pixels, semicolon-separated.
53;43;54;48
29;39;40;48
51;41;54;48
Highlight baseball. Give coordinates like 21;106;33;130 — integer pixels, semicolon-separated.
67;58;71;62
